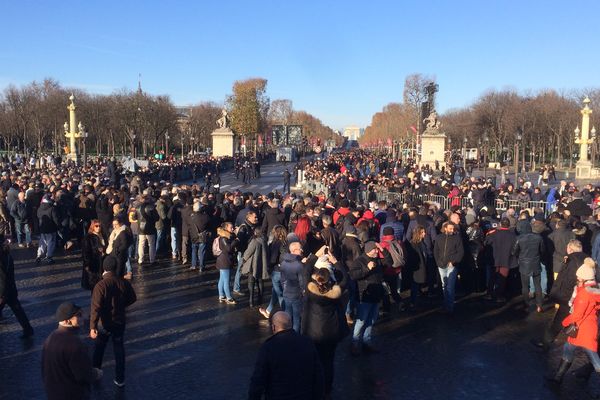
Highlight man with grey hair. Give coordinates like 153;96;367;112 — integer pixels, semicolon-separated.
279;242;306;332
248;311;324;400
533;239;587;351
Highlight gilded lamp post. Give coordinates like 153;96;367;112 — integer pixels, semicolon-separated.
63;95;86;164
574;97;596;179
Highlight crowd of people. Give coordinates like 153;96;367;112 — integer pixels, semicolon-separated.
2;148;600;399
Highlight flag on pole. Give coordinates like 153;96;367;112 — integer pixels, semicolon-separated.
410;126;417;133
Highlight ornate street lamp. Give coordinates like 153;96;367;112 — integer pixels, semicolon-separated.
462;136;468;169
515;130;522;184
165;130;170;158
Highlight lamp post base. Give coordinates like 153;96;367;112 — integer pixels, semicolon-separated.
576;160;592;179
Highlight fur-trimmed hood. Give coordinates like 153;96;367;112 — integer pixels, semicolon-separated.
307;281;341;299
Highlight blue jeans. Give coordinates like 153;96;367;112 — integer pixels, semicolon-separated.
191;242;206;270
438;266;458;311
37;232;56;259
125;234;139;274
218;269;232;299
234;253;243;292
266;271;284;314
352;302;379;344
170;227;180;257
345;279;358;316
156;228;166;253
15;222;31;245
283;297;302;332
562;342;600;372
530;263;548;295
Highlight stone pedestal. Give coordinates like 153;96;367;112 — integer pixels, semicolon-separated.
419;134;446;168
211;128;236;157
576;160;592;179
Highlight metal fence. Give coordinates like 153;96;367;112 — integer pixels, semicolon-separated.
302;180;565;215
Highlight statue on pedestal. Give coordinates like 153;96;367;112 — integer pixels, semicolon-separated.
216;109;230;130
423;110;442;134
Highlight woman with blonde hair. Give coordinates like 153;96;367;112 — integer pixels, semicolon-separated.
215;221;237;304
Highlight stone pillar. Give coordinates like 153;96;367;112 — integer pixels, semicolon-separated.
576;97;594;179
211;128;236;157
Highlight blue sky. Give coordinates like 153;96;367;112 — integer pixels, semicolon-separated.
1;1;598;130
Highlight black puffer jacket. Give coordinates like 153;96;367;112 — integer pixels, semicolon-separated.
484;228;518;268
302;272;349;343
512;224;545;276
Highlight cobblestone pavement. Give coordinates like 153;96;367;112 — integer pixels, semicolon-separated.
1;245;598;400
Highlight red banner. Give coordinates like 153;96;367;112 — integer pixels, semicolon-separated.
410;125;417;133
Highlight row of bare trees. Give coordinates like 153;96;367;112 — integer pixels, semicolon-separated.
0;78;339;158
361;74;599;168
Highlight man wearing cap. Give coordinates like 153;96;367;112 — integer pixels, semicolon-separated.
36;193;60;264
349;241;384;355
90;256;137;387
42;302;102;400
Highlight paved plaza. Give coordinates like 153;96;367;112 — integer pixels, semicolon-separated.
1;242;598;400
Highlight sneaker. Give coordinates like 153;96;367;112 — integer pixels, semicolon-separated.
345;315;354;325
181;259;188;265
35;257;42;264
226;298;237;305
46;258;55;265
218;297;226;303
233;290;244;296
259;307;270;319
18;243;25;248
113;379;125;388
189;266;197;271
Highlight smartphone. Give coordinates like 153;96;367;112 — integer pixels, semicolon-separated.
324;247;329;255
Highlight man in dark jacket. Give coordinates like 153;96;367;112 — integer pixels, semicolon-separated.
155;191;171;256
136;195;159;265
180;196;194;265
42;302;102;400
10;192;32;247
261;198;285;237
484;218;517;302
349;241;384;355
433;222;464;312
280;241;307;332
548;219;575;276
248;311;324;400
36;194;60;264
533;239;587;350
234;210;259;294
0;239;33;337
106;216;133;278
189;202;210;271
512;223;545;311
283;169;291;194
168;191;185;260
90;257;137;387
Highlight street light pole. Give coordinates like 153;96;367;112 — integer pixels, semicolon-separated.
515;130;522;185
483;134;489;179
165;130;170;158
464;136;468;169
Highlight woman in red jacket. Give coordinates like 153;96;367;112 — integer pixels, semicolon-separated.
548;258;600;384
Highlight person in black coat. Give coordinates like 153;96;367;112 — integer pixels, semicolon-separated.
433;222;464;312
349;241;384;354
302;255;349;397
0;237;33;337
248;311;324;400
533;240;587;350
405;225;428;307
42;302;102;400
188;202;210;271
512;222;545;311
484;218;517;302
261;198;285;236
81;220;105;290
106;217;133;278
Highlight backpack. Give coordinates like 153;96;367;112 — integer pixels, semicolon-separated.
334;213;346;235
212;237;222;256
387;240;405;269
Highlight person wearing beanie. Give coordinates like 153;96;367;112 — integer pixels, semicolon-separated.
36;192;60;264
90;256;137;387
547;257;600;385
42;302;102;400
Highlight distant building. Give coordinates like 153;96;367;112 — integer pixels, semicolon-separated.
343;126;363;141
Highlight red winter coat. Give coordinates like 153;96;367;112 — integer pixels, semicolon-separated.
562;284;600;352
